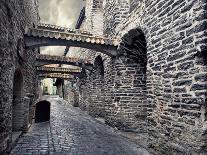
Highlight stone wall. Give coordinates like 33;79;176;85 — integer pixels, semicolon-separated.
82;0;103;35
12;70;24;131
87;56;105;117
66;0;108;113
70;0;207;154
64;80;79;107
107;0;207;153
103;0;130;36
0;0;39;154
129;0;141;13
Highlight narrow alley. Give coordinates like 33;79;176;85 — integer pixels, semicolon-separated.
11;96;152;155
1;0;206;154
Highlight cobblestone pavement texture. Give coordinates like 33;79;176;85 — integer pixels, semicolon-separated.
11;96;152;155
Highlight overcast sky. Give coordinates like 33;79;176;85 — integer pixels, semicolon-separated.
39;0;84;55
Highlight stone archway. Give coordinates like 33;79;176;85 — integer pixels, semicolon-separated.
12;69;24;131
89;55;105;117
35;100;50;123
109;28;148;130
121;28;147;64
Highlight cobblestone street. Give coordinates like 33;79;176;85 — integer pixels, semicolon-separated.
11;96;152;155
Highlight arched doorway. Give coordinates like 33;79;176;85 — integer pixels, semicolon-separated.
12;69;24;131
35;101;50;123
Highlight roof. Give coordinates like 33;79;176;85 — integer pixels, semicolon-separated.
26;24;119;47
36;54;92;64
39;73;73;80
37;66;81;74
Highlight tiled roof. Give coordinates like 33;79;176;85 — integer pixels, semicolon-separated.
37;66;81;73
26;24;119;47
38;73;73;79
36;54;92;64
38;23;92;36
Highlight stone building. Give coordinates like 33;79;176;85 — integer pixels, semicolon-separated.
65;0;207;154
0;0;206;154
0;0;39;154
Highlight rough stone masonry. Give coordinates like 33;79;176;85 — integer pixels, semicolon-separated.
0;0;39;154
64;0;207;154
0;0;206;155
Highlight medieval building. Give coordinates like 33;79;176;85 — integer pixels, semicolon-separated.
63;0;207;153
0;0;206;154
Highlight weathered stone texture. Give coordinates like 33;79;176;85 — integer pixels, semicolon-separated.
0;0;39;154
114;0;207;153
70;0;207;154
83;0;104;35
64;81;79;107
103;0;130;36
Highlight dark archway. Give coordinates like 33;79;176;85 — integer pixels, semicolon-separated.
12;69;24;131
121;28;147;64
35;101;50;123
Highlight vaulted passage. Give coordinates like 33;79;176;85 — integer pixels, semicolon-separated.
35;101;50;123
2;0;207;154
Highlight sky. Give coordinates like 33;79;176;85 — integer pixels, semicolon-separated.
38;0;84;56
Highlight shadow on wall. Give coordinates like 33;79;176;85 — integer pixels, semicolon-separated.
35;100;50;123
12;69;24;131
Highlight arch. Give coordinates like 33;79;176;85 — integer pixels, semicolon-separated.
35;100;50;123
24;35;117;57
35;54;93;70
120;28;147;63
88;55;105;117
111;28;148;129
12;69;24;131
122;28;147;76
